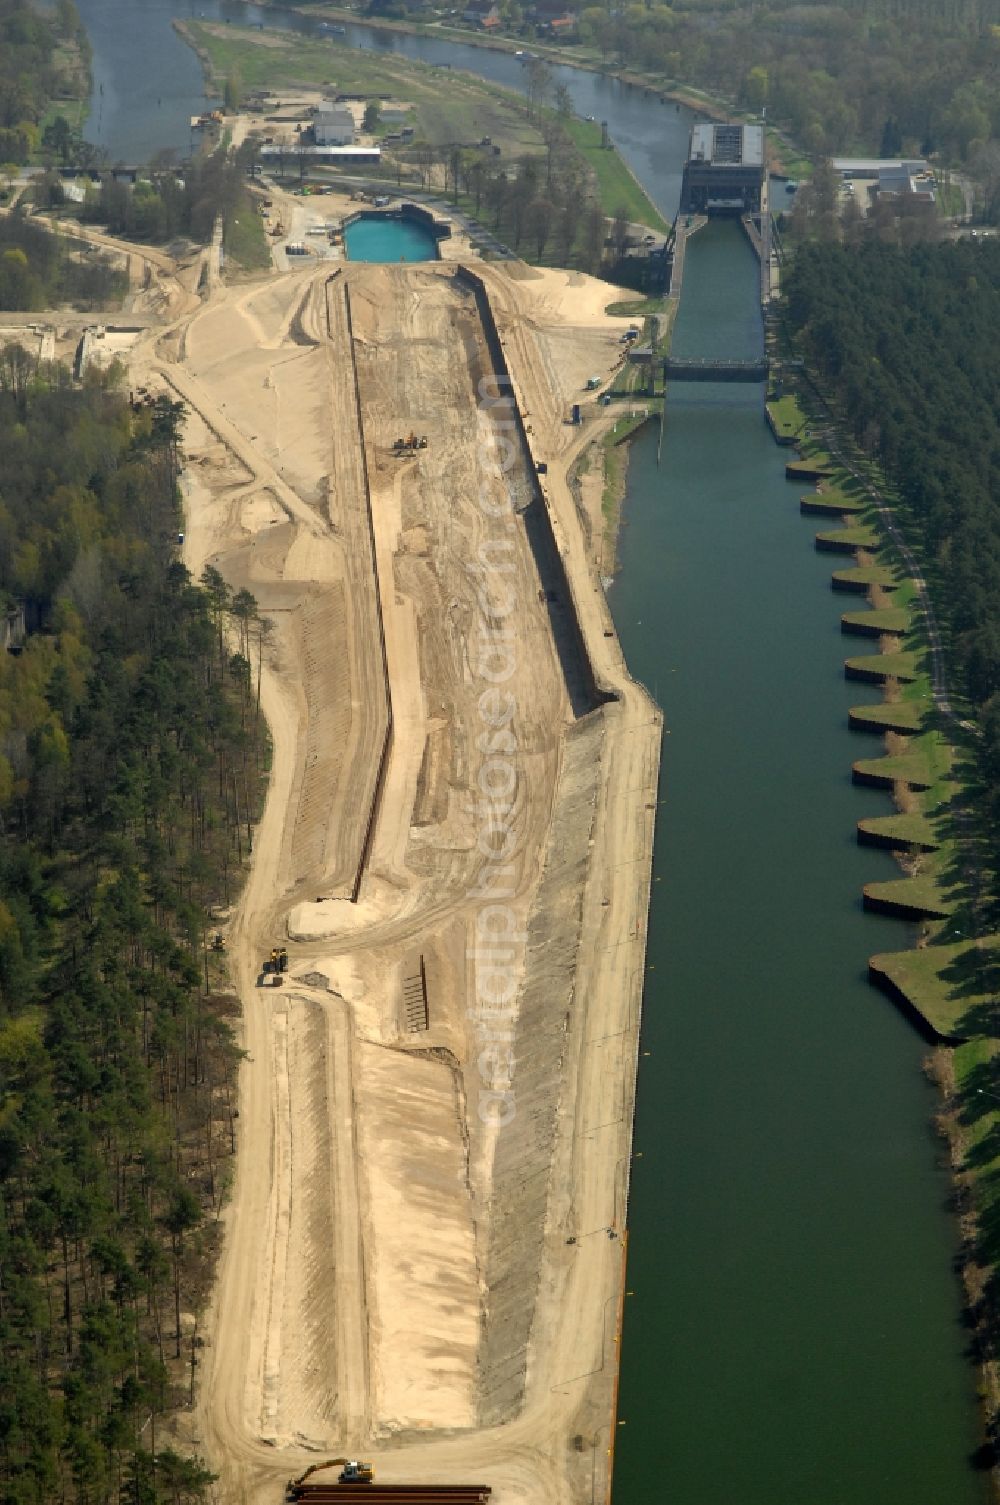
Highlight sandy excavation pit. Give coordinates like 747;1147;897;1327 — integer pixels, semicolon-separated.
105;202;660;1505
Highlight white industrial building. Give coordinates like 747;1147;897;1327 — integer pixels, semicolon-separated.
313;105;356;146
833;157;933;196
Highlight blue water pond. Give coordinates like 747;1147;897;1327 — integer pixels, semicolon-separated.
344;214;438;263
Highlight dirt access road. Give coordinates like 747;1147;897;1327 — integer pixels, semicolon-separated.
113;222;661;1505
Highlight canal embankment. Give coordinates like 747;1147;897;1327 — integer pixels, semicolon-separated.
775;386;994;1033
772;374;1000;1492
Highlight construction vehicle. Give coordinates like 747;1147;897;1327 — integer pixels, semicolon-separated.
393;434;428;455
287;1460;374;1498
261;947;288;986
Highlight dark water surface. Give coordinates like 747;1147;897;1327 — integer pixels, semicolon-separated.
609;224;985;1504
69;6;987;1498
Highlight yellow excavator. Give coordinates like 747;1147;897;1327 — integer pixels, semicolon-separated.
287;1460;374;1496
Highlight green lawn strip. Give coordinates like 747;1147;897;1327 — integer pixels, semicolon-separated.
765;392;806;439
558;116;667;231
601;427;627;518
849;699;926;733
864;874;955;918
818;524;878;549
598;421;635;563
605;294;664;319
832;564;900;590
607;410;652;446
869;938;1000;1039
854;751;932;787
787;455;835;480
853;729;952;790
38;96;89;139
841;606;910;633
915;728;956;807
609;356;661;397
902;671;934;707
934;176;966;218
858;812;941;849
775;149;813;179
801;489;867;515
953;1040;1000;1222
845;650;920;682
223;201;270;270
188;21;407;92
887;576;917;609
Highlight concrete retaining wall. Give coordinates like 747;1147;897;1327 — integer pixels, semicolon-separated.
847;706;919;735
863;886;950;921
453;265;617;717
852;761;931;791
867;961;960;1044
342;278;395;903
857;821;938;852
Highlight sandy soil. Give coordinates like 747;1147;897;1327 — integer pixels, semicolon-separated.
106;223;660;1505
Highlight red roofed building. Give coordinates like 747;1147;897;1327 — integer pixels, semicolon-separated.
532;0;577;31
463;0;501;27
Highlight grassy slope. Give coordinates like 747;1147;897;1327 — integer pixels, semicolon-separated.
819;524;878;548
871;939;1000;1037
223;201;270;270
832;563;899;588
765;392;805;440
858;811;940;847
849;700;924;732
559;116;667;231
857;727;953;790
784;392;997;1050
804;488;867;514
864;874;955;917
841;605;909;632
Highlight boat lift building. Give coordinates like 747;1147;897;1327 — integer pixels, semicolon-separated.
679;123;765;215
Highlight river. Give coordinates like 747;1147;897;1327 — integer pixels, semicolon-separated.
71;5;987;1499
76;0;694;195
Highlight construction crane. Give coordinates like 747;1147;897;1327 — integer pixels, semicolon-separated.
287;1460;374;1496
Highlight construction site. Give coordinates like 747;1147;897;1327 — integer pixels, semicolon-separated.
73;173;662;1505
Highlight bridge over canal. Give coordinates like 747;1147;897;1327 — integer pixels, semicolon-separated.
664;356;768;382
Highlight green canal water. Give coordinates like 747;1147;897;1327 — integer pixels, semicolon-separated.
610;221;987;1503
343;214;438;263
